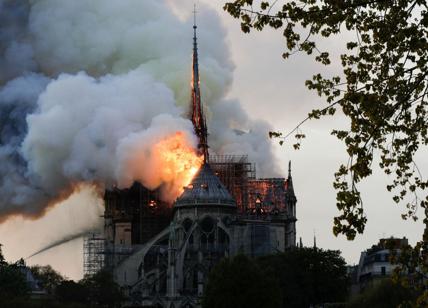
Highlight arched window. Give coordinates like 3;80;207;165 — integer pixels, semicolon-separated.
182;218;193;232
200;216;214;233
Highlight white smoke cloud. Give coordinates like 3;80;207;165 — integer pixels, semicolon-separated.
22;69;184;192
27;0;233;107
210;100;280;177
0;0;279;220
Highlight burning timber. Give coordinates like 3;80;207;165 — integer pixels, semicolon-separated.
83;15;297;308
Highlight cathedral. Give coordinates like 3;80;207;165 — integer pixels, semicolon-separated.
87;18;297;308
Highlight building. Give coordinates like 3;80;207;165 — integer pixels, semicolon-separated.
353;237;409;292
84;15;297;308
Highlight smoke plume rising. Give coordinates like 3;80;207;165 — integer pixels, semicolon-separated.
0;0;279;222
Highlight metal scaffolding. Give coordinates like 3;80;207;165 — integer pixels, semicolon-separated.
83;232;105;276
104;183;172;246
209;155;256;211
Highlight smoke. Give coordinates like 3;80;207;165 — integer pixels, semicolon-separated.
210;99;280;178
0;0;36;83
0;73;50;217
0;0;279;221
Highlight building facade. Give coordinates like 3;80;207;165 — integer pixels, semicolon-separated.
352;237;409;293
112;162;296;307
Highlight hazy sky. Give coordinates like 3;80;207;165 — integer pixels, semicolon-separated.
0;0;425;280
194;0;425;264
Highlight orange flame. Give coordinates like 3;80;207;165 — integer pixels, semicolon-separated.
124;131;203;203
152;132;203;202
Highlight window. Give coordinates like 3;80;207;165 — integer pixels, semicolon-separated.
183;218;193;232
200;216;215;233
381;266;386;275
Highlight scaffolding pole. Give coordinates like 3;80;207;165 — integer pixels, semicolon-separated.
209;155;256;211
83;232;105;276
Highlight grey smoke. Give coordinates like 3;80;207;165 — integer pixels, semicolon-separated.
0;0;37;83
0;73;50;217
0;0;280;221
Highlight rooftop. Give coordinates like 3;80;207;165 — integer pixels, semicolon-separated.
174;163;236;208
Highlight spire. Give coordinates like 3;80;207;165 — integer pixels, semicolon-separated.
313;230;317;249
190;4;209;163
287;160;294;193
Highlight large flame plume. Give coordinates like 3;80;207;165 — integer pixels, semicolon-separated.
120;131;203;203
154;132;203;201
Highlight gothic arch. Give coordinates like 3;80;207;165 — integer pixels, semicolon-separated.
180;302;194;308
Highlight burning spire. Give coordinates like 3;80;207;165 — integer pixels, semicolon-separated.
190;5;209;163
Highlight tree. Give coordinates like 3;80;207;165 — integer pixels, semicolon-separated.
223;1;428;239
0;244;29;300
0;245;120;307
347;278;416;308
0;244;5;265
30;265;64;294
202;254;282;308
56;271;123;308
257;247;349;307
224;1;428;301
80;270;123;308
56;280;89;305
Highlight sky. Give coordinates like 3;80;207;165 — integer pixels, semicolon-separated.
0;0;425;280
177;0;425;264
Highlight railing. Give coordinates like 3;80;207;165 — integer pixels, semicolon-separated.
175;198;236;206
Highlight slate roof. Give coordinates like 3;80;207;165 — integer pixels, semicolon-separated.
174;163;236;208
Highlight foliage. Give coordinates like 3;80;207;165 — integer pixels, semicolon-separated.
224;2;428;302
0;245;29;300
0;263;29;299
0;244;122;307
0;274;121;308
0;297;88;308
0;244;5;264
258;247;349;307
56;271;123;307
80;270;123;308
388;239;428;306
224;0;428;241
56;280;89;305
202;254;282;308
347;278;416;308
30;265;64;294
